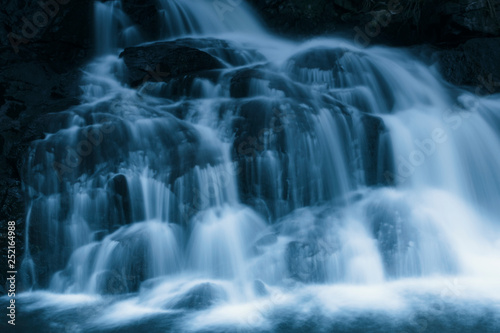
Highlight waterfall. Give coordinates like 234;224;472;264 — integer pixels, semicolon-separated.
12;0;500;332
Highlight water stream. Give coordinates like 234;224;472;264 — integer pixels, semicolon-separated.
9;0;500;332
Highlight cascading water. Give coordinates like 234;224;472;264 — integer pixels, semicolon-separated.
7;0;500;332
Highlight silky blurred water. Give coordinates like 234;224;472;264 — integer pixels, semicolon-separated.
8;1;500;332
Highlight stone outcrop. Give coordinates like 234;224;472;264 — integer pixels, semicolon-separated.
247;0;500;46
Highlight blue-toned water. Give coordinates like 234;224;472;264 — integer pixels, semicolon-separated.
7;1;500;332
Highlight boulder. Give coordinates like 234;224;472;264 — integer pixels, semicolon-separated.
358;114;394;186
285;240;328;283
120;42;225;87
172;283;227;310
96;269;129;295
121;0;162;41
253;279;269;296
168;38;266;66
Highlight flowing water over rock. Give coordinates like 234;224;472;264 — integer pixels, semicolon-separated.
5;0;500;332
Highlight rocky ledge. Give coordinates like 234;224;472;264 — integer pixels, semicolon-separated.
1;0;500;292
247;0;500;46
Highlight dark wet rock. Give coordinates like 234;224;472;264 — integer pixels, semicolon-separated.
365;198;452;278
229;98;290;217
121;0;162;41
31;111;221;188
244;197;273;222
369;207;417;278
109;174;133;225
246;0;340;38
229;97;353;219
285;47;397;114
284;47;360;87
287;47;350;72
1;0;94;54
231;99;288;154
358;114;394;186
168;38;266;67
280;208;343;282
110;174;129;199
148;70;222;100
285;241;328;283
28;197;147;291
436;37;500;91
253;279;269;296
172;283;227;310
98;233;153;293
229;67;309;99
368;198;458;278
0;0;96;290
255;233;279;247
26;196;75;289
96;269;129;295
252;232;279;255
230;68;265;98
0;50;85;290
442;0;500;38
286;241;317;282
285;47;398;112
120;38;264;96
93;230;108;242
120;42;225;87
248;0;500;46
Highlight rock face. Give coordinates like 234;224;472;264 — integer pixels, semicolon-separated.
444;0;500;36
121;0;162;41
0;0;95;291
119;38;265;88
286;241;322;282
229;67;308;99
120;42;225;87
246;0;341;38
247;0;500;46
359;114;394;186
1;0;94;54
171;283;227;310
436;38;500;91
